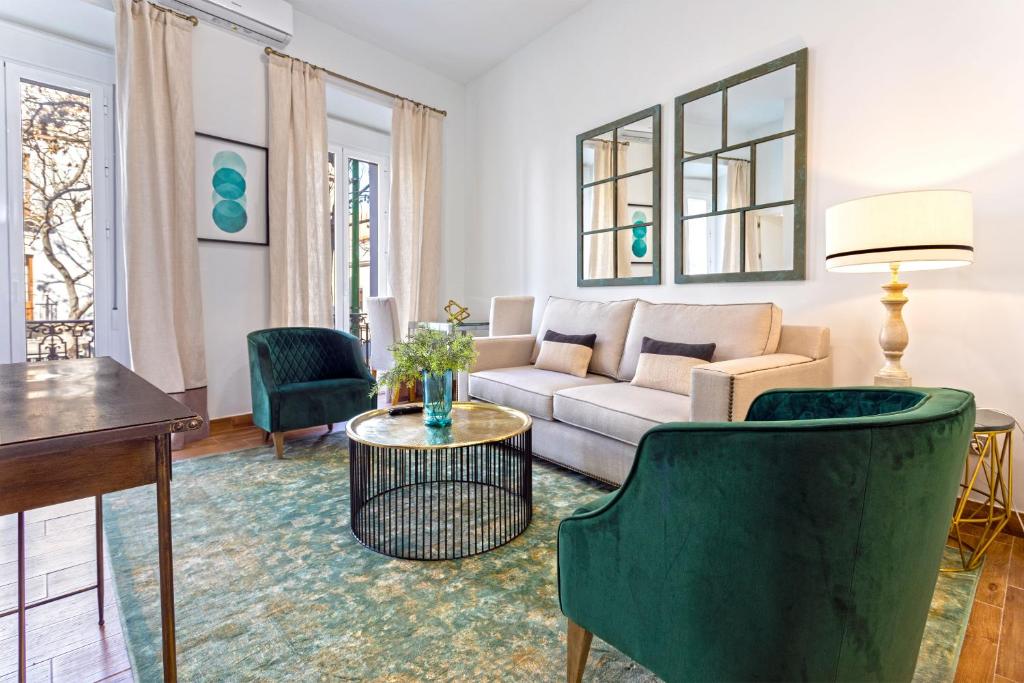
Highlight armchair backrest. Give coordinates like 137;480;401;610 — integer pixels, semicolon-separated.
559;387;975;681
489;295;534;336
366;297;400;372
247;327;355;384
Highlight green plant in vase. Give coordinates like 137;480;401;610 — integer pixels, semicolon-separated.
371;326;477;427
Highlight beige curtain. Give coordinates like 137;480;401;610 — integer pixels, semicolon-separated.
388;99;444;334
720;159;750;272
587;141;630;279
114;0;208;446
267;53;331;328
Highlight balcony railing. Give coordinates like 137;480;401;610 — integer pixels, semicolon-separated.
25;319;95;362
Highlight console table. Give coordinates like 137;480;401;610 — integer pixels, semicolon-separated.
0;358;202;682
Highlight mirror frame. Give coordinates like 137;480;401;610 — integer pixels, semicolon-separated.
673;48;807;284
576;105;662;287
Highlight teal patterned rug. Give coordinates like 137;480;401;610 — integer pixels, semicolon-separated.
104;432;980;681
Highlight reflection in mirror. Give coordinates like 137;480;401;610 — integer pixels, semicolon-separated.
581;184;615;232
681;157;713;217
754;136;795;205
617;117;654;174
618;172;653;211
682;91;722;157
717;147;751;211
581;229;637;280
745;205;794;272
683;214;740;275
726;65;796;145
581;130;615;183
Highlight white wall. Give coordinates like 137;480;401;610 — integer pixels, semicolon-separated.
194;11;467;418
464;0;1024;503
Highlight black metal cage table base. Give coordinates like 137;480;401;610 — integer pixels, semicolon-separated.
347;403;533;560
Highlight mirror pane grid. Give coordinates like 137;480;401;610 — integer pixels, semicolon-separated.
674;49;806;282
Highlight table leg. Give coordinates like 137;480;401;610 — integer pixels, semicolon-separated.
18;512;26;683
95;494;105;626
156;433;177;682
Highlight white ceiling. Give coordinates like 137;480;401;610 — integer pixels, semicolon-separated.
288;0;591;83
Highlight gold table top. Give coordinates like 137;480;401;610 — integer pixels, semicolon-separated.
346;402;532;449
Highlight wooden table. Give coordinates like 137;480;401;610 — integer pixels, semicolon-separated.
0;358;202;682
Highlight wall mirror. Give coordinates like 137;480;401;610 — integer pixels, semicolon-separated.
674;49;807;283
577;105;661;286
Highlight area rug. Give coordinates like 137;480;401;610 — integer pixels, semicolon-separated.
104;433;980;682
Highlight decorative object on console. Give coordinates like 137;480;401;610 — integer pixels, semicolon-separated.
535;330;597;378
559;387;975;682
195;133;268;245
444;298;471;325
371;325;477;427
577;106;661;286
629;336;716;395
948;408;1016;570
675;48;807;283
825;190;974;386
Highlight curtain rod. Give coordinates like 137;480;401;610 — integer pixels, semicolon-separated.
137;0;198;26
264;47;447;117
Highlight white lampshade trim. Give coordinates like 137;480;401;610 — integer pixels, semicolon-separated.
825;190;974;273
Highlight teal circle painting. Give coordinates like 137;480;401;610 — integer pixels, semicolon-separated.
211;150;249;234
212;168;246;200
212;199;248;233
632;236;648;258
213;150;246;174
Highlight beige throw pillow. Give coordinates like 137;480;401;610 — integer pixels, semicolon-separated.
534;330;597;378
630;337;716;395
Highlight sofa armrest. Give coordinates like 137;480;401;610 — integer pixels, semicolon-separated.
471;334;536;372
690;353;834;422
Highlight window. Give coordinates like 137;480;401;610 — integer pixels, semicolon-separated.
2;61;116;363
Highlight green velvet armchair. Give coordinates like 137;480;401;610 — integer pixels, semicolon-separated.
558;387;975;682
247;327;375;458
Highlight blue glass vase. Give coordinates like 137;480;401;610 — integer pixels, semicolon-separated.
422;369;453;427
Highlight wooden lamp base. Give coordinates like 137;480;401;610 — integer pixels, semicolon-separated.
875;262;912;387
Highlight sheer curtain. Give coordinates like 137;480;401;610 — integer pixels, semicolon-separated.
114;0;208;446
587;141;630;279
720;159;750;272
388;99;444;334
267;53;331;327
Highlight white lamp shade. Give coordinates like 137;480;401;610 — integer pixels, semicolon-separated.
825;190;974;272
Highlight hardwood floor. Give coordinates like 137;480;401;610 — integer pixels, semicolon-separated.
2;420;1022;682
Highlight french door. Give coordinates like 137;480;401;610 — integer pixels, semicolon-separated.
0;60;117;364
328;146;390;336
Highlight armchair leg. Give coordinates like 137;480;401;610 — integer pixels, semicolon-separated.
325;423;333;434
263;430;270;444
567;618;592;683
271;432;285;459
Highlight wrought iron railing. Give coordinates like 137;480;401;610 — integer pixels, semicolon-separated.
25;319;95;362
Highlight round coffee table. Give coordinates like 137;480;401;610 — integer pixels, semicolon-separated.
346;402;533;560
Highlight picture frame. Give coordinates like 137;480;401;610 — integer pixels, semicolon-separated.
627;203;654;272
195;132;268;246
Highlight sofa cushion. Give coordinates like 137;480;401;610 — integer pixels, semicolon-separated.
532;297;637;378
617;301;782;381
469;366;614;420
535;330;597;377
553;382;691;446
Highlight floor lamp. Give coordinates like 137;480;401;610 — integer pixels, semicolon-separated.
825;190;974;386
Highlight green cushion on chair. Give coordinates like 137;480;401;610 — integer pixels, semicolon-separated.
558;386;975;682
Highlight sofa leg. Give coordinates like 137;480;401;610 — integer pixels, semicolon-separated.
566;618;592;683
325;423;333;434
272;432;285;459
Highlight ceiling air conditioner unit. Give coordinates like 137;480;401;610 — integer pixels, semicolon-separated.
160;0;293;47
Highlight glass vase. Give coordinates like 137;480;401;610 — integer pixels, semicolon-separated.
422;369;453;427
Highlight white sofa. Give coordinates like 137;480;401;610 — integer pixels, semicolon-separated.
469;297;832;484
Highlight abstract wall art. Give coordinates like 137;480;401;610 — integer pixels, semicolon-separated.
195;133;268;245
628;203;654;276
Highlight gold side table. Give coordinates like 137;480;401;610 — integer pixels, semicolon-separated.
948;409;1015;570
